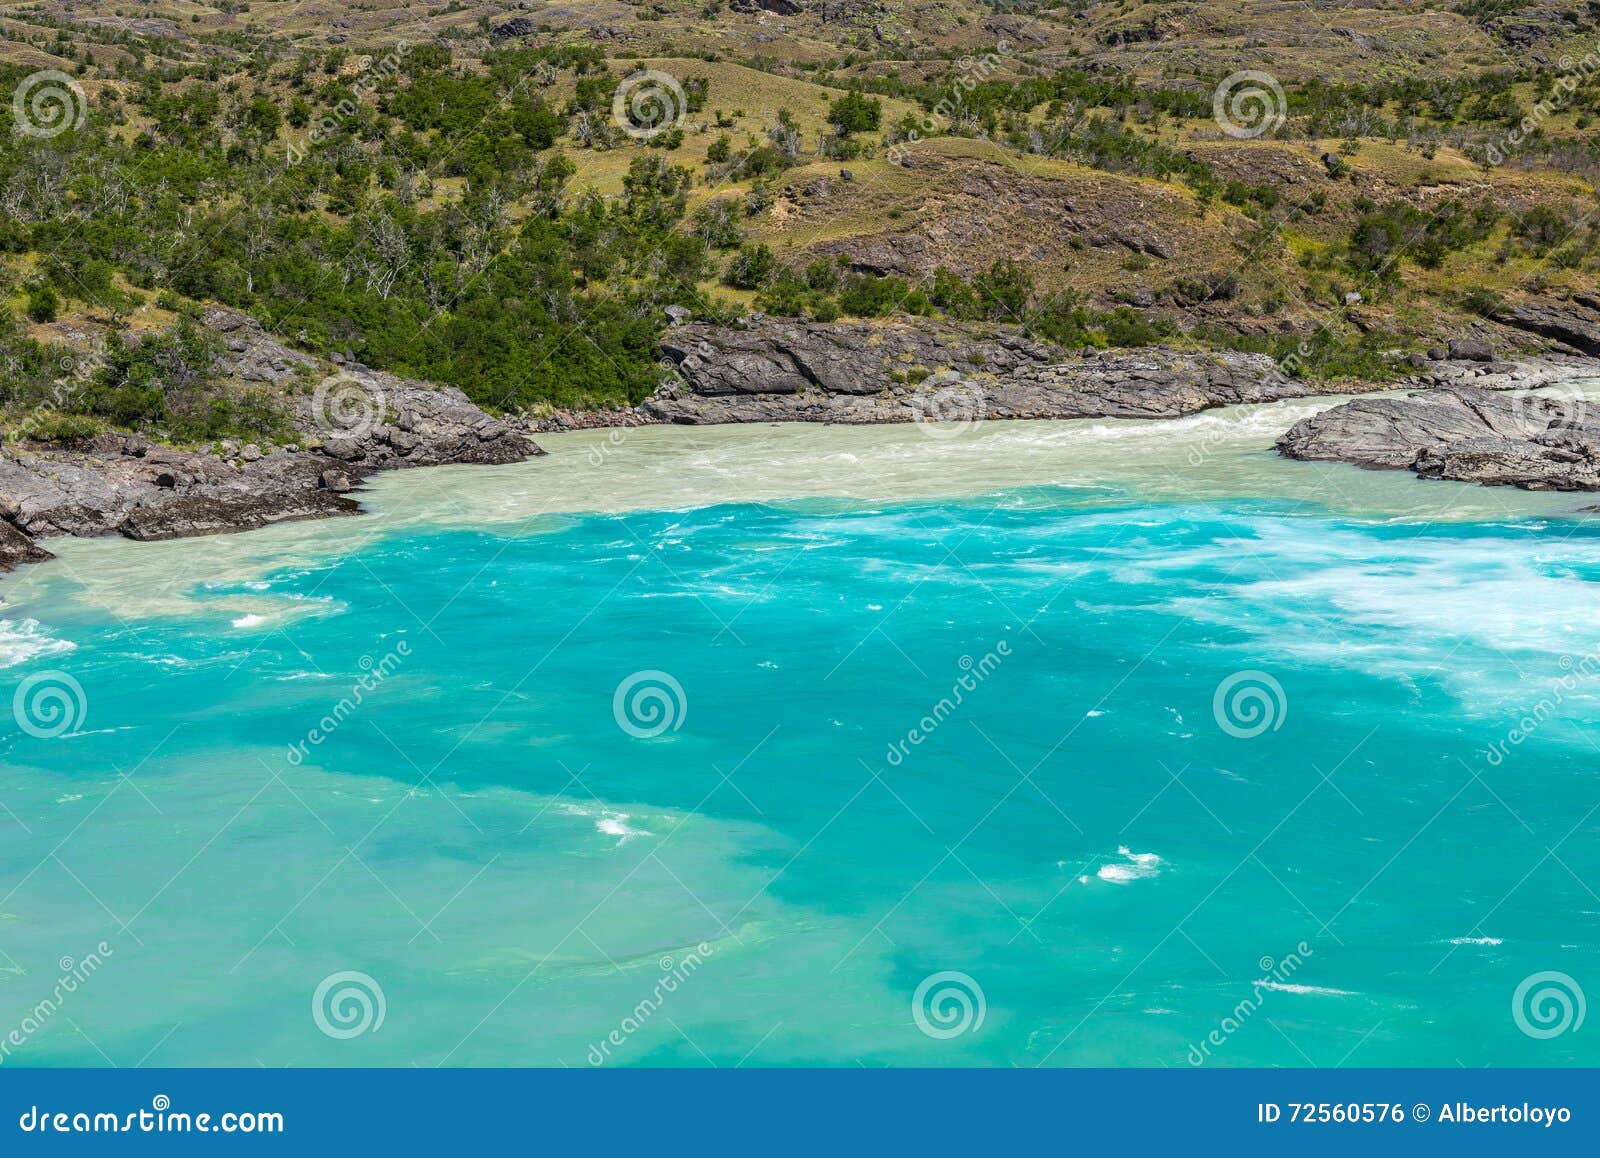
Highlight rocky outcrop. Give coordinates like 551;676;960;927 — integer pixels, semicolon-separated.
1447;337;1496;362
660;318;1058;396
1496;294;1600;358
651;318;1309;425
489;16;535;42
1277;386;1600;490
0;517;53;572
120;488;360;541
0;310;542;569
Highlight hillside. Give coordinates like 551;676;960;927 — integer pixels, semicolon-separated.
1;0;1598;447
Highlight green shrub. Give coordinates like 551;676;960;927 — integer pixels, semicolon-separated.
723;243;777;289
25;284;59;324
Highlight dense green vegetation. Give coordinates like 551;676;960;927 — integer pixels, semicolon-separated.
2;5;1599;445
0;43;1225;438
839;52;1600;185
0;45;722;431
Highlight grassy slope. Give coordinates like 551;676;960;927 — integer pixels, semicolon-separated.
3;0;1598;373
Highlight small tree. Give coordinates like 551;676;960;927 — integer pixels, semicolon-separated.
25;284;59;324
973;259;1034;321
827;90;882;135
723;243;776;289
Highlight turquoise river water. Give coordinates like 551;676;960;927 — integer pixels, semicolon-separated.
1;395;1597;1066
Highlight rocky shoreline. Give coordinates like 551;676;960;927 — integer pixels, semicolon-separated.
529;317;1600;433
527;317;1316;430
1278;384;1600;490
0;309;541;572
7;311;1600;575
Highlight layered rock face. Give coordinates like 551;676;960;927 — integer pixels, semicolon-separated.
0;309;540;569
1497;294;1600;359
1277;386;1600;490
650;318;1310;424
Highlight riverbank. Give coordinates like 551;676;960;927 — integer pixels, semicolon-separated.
0;310;541;572
530;317;1600;433
5;308;1600;576
18;392;1600;628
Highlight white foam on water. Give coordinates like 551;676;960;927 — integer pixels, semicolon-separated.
1097;846;1164;884
557;802;654;847
0;618;74;669
1258;981;1356;996
1446;936;1503;946
596;812;652;846
1161;517;1600;709
11;393;1592;623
